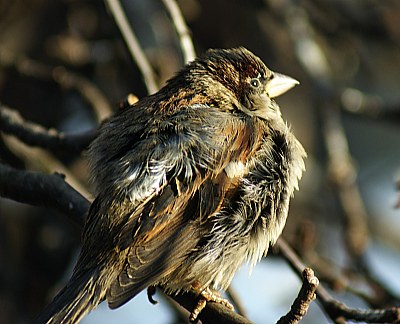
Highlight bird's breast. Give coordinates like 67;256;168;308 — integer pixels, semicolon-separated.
224;160;248;179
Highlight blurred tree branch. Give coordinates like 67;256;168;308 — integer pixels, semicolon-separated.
0;104;95;154
105;0;159;94
275;239;400;323
0;52;113;121
161;0;196;64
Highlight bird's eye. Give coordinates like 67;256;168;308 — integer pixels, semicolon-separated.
250;78;261;88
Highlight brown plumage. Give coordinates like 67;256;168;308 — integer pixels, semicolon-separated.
36;47;306;323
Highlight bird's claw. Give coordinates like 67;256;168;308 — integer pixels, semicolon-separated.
147;286;158;305
189;287;234;322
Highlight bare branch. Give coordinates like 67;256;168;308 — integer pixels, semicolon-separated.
277;268;319;324
275;238;400;323
0;52;113;121
0;163;88;227
0;104;95;154
226;286;247;318
275;238;307;275
161;0;196;64
51;65;113;121
2;134;91;200
104;0;159;94
322;101;370;258
281;2;369;259
319;290;400;324
170;291;253;324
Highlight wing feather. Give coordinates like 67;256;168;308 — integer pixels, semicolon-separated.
92;105;262;308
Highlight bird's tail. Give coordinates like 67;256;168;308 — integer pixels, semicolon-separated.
35;267;106;324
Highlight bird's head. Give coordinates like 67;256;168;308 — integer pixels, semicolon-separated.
180;47;299;119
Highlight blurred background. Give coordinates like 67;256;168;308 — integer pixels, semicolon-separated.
0;0;399;323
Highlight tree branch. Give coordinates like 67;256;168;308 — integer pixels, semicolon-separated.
2;160;398;323
321;297;400;324
104;0;159;94
170;291;253;324
161;0;196;64
0;104;95;154
0;52;113;121
275;238;400;323
277;268;319;324
226;286;247;318
0;163;88;227
2;134;91;199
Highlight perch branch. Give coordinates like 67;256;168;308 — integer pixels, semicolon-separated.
170;291;253;324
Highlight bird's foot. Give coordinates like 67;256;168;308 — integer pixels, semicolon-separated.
189;286;234;322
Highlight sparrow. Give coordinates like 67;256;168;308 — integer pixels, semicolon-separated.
36;47;306;323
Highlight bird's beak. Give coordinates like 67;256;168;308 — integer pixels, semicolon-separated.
266;72;299;98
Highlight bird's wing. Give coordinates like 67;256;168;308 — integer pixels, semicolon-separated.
92;105;261;309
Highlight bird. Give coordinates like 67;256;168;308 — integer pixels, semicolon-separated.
36;47;306;323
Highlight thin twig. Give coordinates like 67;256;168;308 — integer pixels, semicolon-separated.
160;290;192;323
275;238;400;323
51;65;113;121
277;268;319;324
301;253;399;308
226;286;247;318
104;0;159;94
161;0;196;64
0;52;114;122
2;134;91;200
